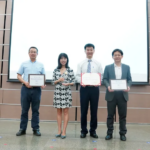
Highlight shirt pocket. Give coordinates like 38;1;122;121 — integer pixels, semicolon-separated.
24;66;31;72
35;67;42;74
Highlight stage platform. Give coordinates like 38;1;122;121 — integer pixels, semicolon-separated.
0;120;150;150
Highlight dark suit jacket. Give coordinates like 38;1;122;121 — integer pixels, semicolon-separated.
103;63;132;101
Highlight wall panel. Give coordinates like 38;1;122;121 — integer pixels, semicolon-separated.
0;1;5;14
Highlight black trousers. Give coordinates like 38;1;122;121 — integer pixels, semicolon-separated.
80;86;99;134
107;91;127;135
20;85;41;130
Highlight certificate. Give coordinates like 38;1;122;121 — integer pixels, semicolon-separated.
28;74;45;87
110;79;127;90
81;73;101;86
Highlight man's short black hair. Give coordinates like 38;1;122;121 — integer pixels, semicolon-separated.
29;46;38;53
84;43;95;50
112;49;123;56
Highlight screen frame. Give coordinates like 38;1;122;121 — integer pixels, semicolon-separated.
7;0;149;85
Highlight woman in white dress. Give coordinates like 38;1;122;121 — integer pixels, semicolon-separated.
53;53;75;139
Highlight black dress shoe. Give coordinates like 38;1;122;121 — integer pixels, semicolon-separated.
90;133;98;138
80;133;86;138
105;134;112;140
120;135;126;141
16;130;26;136
33;129;41;136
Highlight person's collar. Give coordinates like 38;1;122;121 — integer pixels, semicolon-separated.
86;58;93;61
114;63;122;67
30;59;36;63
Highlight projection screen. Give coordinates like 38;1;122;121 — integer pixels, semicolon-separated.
8;0;149;84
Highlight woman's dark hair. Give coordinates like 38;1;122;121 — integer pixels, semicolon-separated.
112;49;123;56
57;53;69;69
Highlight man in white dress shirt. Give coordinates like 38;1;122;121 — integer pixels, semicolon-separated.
76;43;103;138
103;49;132;141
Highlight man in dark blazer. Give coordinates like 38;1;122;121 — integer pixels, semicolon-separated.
103;49;132;141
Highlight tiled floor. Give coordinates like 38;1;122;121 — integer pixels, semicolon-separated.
0;120;150;150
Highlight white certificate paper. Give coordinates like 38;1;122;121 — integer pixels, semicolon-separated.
29;74;45;87
110;79;127;90
81;73;101;86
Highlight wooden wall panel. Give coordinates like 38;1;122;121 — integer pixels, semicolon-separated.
39;106;57;121
0;15;4;29
126;109;150;123
2;75;22;89
0;104;75;121
0;105;75;121
76;92;80;106
4;30;10;44
72;92;77;106
0;61;2;76
98;108;107;122
41;91;77;106
128;94;150;108
2;90;20;104
0;90;3;103
116;108;150;124
39;106;75;121
0;104;32;119
0;30;4;44
5;15;11;29
0;46;2;59
3;45;9;60
2;60;8;74
76;92;107;107
0;45;2;59
0;105;21;119
6;0;12;14
0;1;5;14
129;86;150;93
99;93;107;107
77;108;107;122
2;89;77;107
72;85;150;93
3;90;54;105
40;91;54;105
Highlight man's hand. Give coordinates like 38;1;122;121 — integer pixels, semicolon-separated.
94;84;100;87
81;84;86;87
41;85;46;88
62;83;70;86
58;77;65;82
25;82;32;88
108;86;114;92
124;86;130;92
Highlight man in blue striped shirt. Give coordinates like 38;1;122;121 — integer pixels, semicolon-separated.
16;46;46;136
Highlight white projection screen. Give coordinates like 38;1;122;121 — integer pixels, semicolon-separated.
8;0;149;84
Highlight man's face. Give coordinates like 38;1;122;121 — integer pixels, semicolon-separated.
85;47;95;58
113;51;123;62
28;48;38;59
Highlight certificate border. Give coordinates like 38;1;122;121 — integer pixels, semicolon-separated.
110;79;127;90
28;74;45;87
81;73;101;86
